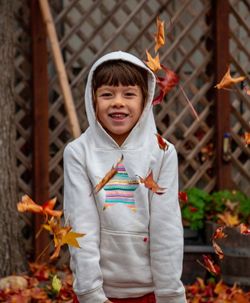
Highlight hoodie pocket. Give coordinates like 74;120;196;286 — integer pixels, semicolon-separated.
100;229;153;287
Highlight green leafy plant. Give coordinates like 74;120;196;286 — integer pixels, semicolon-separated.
205;190;250;224
180;188;212;230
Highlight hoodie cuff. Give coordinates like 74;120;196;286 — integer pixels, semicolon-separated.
156;293;187;303
76;287;107;303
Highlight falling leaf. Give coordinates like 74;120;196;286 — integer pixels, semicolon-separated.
155;133;168;151
212;226;227;240
157;64;179;93
217;211;240;227
137;170;166;195
145;50;161;73
215;66;245;89
153;64;179;105
243;132;250;146
154;17;165;52
178;191;188;203
152;90;164;105
43;217;85;260
17;195;62;218
212;241;224;260
197;255;221;276
240;223;250;235
91;155;123;195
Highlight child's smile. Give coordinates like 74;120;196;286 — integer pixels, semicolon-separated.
95;85;144;145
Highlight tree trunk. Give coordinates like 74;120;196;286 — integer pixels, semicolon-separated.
0;0;27;275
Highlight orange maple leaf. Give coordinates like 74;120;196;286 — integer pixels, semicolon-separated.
215;66;245;89
91;155;123;195
17;195;62;218
43;217;85;260
155;133;168;151
198;255;221;276
153;64;179;105
145;50;161;73
154;17;165;52
137;170;166;195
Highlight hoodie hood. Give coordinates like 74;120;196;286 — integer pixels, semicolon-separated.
84;51;156;150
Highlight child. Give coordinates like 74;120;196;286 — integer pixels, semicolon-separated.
63;51;187;303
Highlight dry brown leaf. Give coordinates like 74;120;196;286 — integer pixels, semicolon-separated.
215;66;245;89
154;17;165;52
145;50;161;73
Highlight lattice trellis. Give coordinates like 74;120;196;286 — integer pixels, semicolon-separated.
229;0;250;195
47;0;217;210
14;0;33;257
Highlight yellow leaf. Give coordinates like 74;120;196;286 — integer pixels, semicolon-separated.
51;275;62;294
217;212;240;227
61;231;85;248
145;50;161;73
215;66;245;89
154;17;165;52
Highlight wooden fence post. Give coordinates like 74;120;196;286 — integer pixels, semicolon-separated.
214;0;233;190
31;0;50;259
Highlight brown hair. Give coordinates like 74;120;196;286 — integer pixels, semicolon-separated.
92;60;148;105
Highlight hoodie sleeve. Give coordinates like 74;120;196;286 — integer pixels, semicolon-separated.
63;143;108;303
150;145;187;303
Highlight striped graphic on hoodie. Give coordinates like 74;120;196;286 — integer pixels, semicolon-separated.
103;163;139;211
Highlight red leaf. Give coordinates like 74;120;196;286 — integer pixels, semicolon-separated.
155;133;168;151
198;255;221;276
152;90;164;105
178;191;188;203
156;64;179;94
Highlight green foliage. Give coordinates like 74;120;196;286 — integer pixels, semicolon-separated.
207;190;250;223
181;188;211;231
180;188;250;230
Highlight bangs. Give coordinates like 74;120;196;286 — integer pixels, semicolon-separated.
92;60;148;102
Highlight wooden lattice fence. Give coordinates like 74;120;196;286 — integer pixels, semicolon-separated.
13;0;249;257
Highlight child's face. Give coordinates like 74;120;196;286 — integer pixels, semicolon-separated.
95;84;144;145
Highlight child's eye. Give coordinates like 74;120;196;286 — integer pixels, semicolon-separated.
100;93;112;97
125;92;136;97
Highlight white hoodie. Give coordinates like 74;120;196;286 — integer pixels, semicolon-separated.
63;51;186;303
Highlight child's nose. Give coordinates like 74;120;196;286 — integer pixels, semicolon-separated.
112;96;125;107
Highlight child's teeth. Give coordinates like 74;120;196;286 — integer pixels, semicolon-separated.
111;114;126;117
